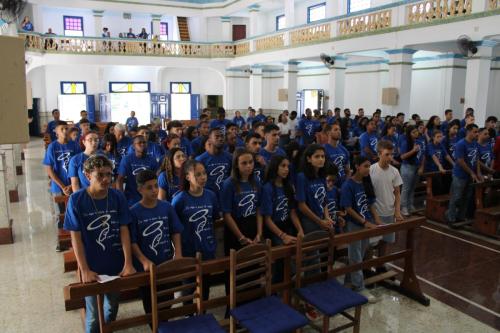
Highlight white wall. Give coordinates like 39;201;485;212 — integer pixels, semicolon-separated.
487;62;500;120
40;6;95;36
345;64;388;113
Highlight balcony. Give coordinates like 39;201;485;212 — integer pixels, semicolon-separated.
20;0;497;59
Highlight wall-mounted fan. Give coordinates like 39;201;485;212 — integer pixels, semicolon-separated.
320;53;335;66
456;35;478;57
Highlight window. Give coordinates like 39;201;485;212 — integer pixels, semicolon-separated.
170;82;191;94
63;16;84;37
160;22;168;40
60;82;86;94
348;0;371;13
307;3;326;23
276;15;286;31
109;82;150;93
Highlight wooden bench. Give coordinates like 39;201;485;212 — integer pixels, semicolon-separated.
473;178;500;238
64;217;429;332
424;170;452;224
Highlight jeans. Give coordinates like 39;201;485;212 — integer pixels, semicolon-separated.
400;164;418;213
346;222;369;291
85;293;120;333
446;176;473;223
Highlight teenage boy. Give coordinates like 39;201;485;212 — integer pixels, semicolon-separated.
191;120;209;157
477;127;495;175
46;108;60;142
460;107;474;128
446;124;481;225
259;124;286;164
195;128;232;196
297;108;321;145
127;126;165;162
167;120;192;156
247;109;257;128
64;155;135;333
369;140;403;271
359;120;379;163
255;108;267;123
118;136;159;206
457;113;475;140
209;108;231;135
126;111;139;131
225;122;244;153
245;133;265;183
441;109;453;134
323;123;350;186
130;170;183;314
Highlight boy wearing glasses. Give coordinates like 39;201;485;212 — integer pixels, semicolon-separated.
64;155;135;333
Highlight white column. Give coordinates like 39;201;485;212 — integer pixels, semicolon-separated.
172;16;180;41
221;17;232;41
283;62;298;111
250;66;263;109
326;0;345;17
93;10;104;36
384;49;416;115
151;14;162;37
464;43;496;125
328;56;347;110
0;153;13;244
248;5;260;37
284;0;295;28
0;144;18;203
31;3;44;34
441;55;466;113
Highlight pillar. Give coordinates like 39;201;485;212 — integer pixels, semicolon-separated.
384;48;417;115
0;153;13;244
283;61;298;111
464;42;496;125
328;56;346;110
326;0;345;17
441;55;466;113
221;16;232;41
284;0;295;27
172;16;180;41
248;5;260;37
93;10;104;36
249;66;263;109
0;145;18;203
31;3;44;34
151;14;162;38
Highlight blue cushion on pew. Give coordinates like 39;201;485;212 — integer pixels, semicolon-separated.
230;295;309;333
296;279;368;316
158;313;225;333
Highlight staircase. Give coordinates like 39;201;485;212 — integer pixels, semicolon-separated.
177;17;190;41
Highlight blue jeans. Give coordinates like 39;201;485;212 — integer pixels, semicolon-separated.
346;222;369;291
85;293;120;333
400;164;418;212
446;176;473;223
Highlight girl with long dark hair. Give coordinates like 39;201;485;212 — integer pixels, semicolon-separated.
157;147;186;201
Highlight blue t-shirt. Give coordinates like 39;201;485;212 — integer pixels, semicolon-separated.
441;120;449;134
221;178;261;219
340;178;374;226
103;151;120;176
68;152;92;189
399;135;424;166
127;141;165;162
443;136;458;160
359;132;378;161
415;136;426;166
190;136;205;157
158;171;181;201
258;147;286;165
195;151;232;194
209;119;231;135
425;142;447;172
63;188;130;275
179;136;192;156
118;153;159;205
260;183;295;226
253;160;265;185
46;120;58;142
233;116;246;129
457;127;466;140
478;141;493;167
298;118;321;144
255;114;267;123
452;138;479;180
295;172;326;220
326;187;340;220
129;200;183;267
382;135;400;157
247;116;256;127
172;190;219;259
116;137;132;158
323;143;350;184
126;117;139;129
43;140;81;193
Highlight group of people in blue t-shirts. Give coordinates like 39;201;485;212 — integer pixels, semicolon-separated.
43;105;498;332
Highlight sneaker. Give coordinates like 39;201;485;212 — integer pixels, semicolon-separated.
401;208;410;217
305;304;319;321
359;289;380;304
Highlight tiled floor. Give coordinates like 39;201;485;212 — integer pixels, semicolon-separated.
0;138;497;333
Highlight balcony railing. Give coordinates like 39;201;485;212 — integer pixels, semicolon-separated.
407;0;473;24
20;0;490;59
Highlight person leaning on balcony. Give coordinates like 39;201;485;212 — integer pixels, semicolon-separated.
127;28;136;38
44;28;57;50
21;16;34;31
138;28;148;39
102;27;110;38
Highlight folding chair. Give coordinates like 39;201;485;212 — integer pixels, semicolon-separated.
229;240;308;333
295;231;367;332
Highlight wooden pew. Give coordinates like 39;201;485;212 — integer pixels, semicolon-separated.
64;217;428;332
424;170;452;224
473;178;500;238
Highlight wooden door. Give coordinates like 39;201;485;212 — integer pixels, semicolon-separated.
232;25;246;41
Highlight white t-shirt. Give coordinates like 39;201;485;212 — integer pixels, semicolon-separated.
288;118;298;138
369;163;403;217
277;122;291;136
